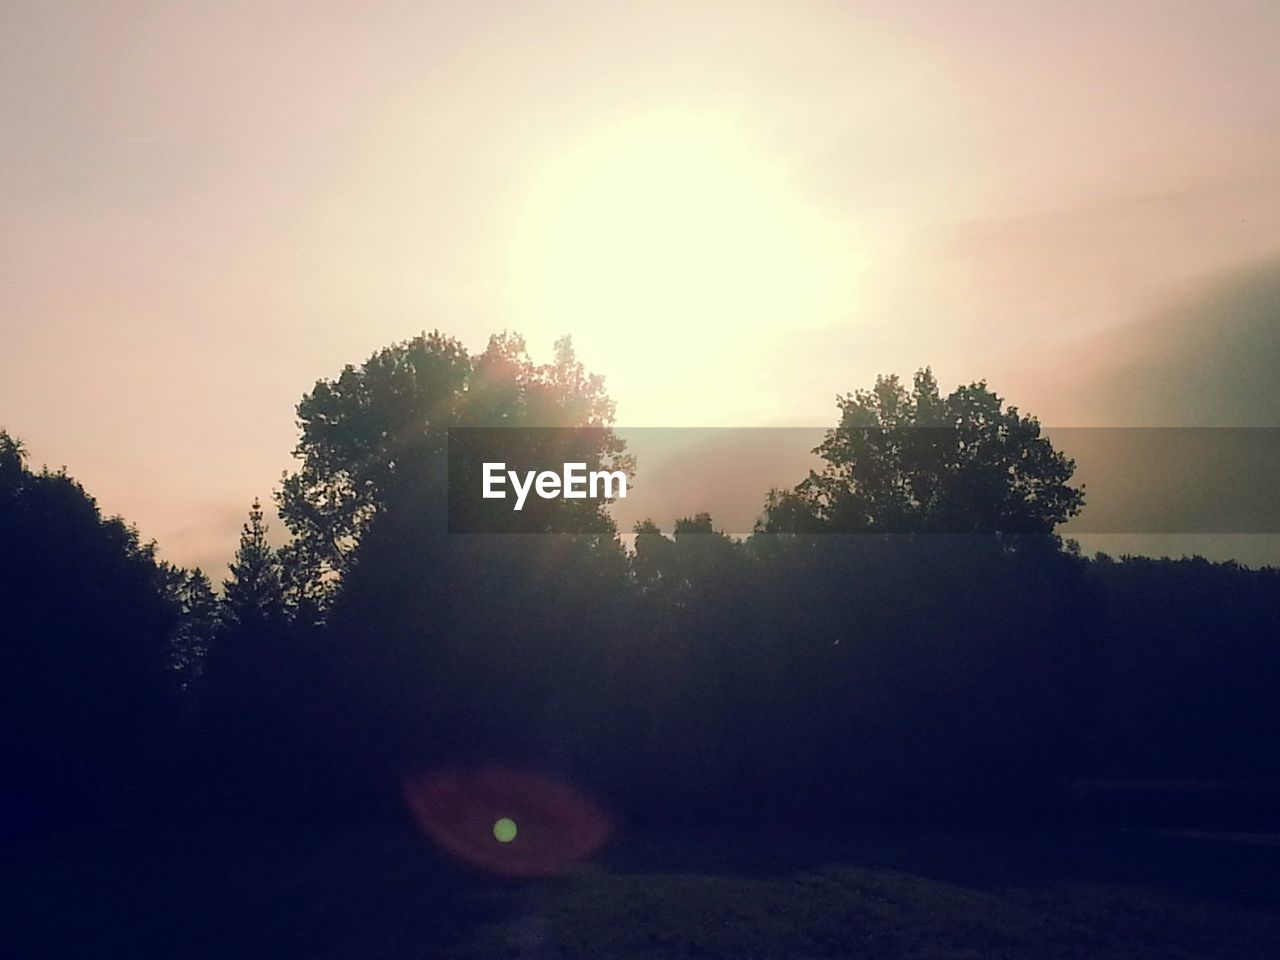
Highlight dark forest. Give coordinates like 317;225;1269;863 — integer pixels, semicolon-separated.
5;332;1280;956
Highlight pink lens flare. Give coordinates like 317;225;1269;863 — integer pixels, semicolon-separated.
403;764;614;877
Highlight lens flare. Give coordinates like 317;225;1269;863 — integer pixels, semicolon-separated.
404;764;613;877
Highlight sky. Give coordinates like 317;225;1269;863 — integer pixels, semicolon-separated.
3;1;1279;573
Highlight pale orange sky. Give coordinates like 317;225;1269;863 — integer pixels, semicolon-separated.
3;1;1279;573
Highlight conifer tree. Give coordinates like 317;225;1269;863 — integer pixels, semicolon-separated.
222;498;285;633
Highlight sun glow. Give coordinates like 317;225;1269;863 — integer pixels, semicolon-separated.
510;113;848;424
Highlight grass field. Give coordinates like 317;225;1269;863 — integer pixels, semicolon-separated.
5;821;1280;958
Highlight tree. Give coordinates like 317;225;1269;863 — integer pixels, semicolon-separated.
762;368;1084;536
0;429;27;485
288;333;630;786
187;499;329;817
632;513;741;603
277;331;628;615
162;564;219;691
0;430;176;822
622;515;754;806
222;498;285;633
276;331;471;614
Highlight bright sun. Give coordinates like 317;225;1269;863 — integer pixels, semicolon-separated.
510;112;847;424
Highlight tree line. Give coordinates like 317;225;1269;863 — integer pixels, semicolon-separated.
3;330;1278;829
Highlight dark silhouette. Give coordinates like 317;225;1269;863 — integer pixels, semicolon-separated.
4;338;1280;958
762;367;1083;535
276;332;626;617
0;431;177;823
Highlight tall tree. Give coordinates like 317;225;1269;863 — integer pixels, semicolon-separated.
222;499;285;633
277;331;627;615
762;368;1084;536
276;331;471;613
162;564;219;691
0;430;176;821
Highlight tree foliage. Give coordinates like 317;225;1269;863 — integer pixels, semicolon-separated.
222;498;285;633
763;368;1084;536
162;564;219;691
277;332;626;616
5;347;1280;832
0;430;177;820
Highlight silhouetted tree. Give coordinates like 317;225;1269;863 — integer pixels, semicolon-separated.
162;564;219;691
12;341;1280;835
0;429;26;484
314;335;628;782
763;368;1084;536
185;499;325;814
0;430;176;823
222;498;285;633
277;332;627;616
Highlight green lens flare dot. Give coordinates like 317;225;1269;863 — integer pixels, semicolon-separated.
493;817;518;843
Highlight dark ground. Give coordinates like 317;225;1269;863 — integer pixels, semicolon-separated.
5;819;1280;959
